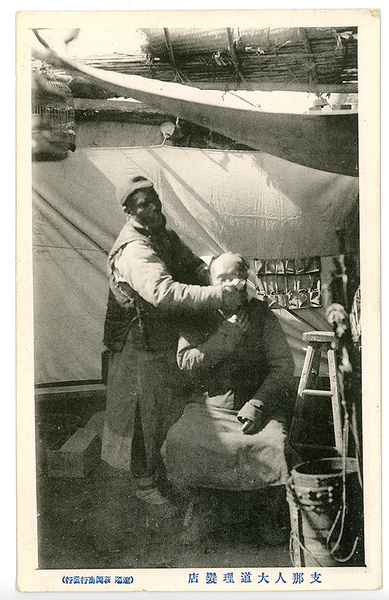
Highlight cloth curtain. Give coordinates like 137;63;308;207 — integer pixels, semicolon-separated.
85;144;359;258
32;146;355;383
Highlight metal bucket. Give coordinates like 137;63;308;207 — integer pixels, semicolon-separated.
287;457;362;567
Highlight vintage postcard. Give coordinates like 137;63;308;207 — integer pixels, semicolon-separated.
16;8;381;593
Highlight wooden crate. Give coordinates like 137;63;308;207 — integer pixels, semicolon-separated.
46;411;104;478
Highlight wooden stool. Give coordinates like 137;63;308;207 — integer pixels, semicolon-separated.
289;331;343;457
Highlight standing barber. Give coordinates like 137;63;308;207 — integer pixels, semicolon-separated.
102;175;240;505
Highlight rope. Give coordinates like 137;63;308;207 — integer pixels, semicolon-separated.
289;530;324;568
324;369;362;563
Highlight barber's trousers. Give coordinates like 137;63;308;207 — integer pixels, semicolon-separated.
101;338;191;479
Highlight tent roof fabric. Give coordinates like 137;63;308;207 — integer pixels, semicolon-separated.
34;49;358;175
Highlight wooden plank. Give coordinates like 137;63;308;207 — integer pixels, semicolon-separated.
302;389;333;397
35;381;106;396
302;331;335;343
60;427;99;453
84;410;105;437
46;411;105;478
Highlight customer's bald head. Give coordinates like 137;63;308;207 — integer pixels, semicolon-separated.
209;252;249;286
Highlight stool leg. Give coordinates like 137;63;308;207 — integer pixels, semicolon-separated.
297;342;321;396
291;343;321;449
327;346;343;454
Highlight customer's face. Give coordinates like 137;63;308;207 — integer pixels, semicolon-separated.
127;189;166;232
210;254;248;295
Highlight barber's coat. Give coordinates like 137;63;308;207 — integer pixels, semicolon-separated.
101;218;222;473
104;217;222;352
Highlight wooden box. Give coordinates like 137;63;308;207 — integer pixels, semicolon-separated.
46;412;104;478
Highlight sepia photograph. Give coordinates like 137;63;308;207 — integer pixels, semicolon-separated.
15;7;381;593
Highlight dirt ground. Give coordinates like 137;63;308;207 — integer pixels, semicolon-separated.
34;391;364;571
36;459;292;571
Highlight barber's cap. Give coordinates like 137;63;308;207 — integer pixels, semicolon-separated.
116;175;154;206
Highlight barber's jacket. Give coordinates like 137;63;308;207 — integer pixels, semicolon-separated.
103;217;222;352
177;298;295;429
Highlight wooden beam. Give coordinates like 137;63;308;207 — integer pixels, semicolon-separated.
163;28;188;83
226;27;247;85
73;98;166;113
300;27;318;88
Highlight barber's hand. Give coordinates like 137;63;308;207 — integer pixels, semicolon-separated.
240;418;257;435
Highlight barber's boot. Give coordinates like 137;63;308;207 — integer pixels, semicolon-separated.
135;476;169;505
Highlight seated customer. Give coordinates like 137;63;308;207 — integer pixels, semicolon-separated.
162;252;295;545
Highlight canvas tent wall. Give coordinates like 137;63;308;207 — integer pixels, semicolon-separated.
32;143;359;385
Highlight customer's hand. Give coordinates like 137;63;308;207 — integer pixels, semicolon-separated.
228;306;249;333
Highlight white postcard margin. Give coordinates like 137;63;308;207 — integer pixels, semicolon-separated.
15;7;381;593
